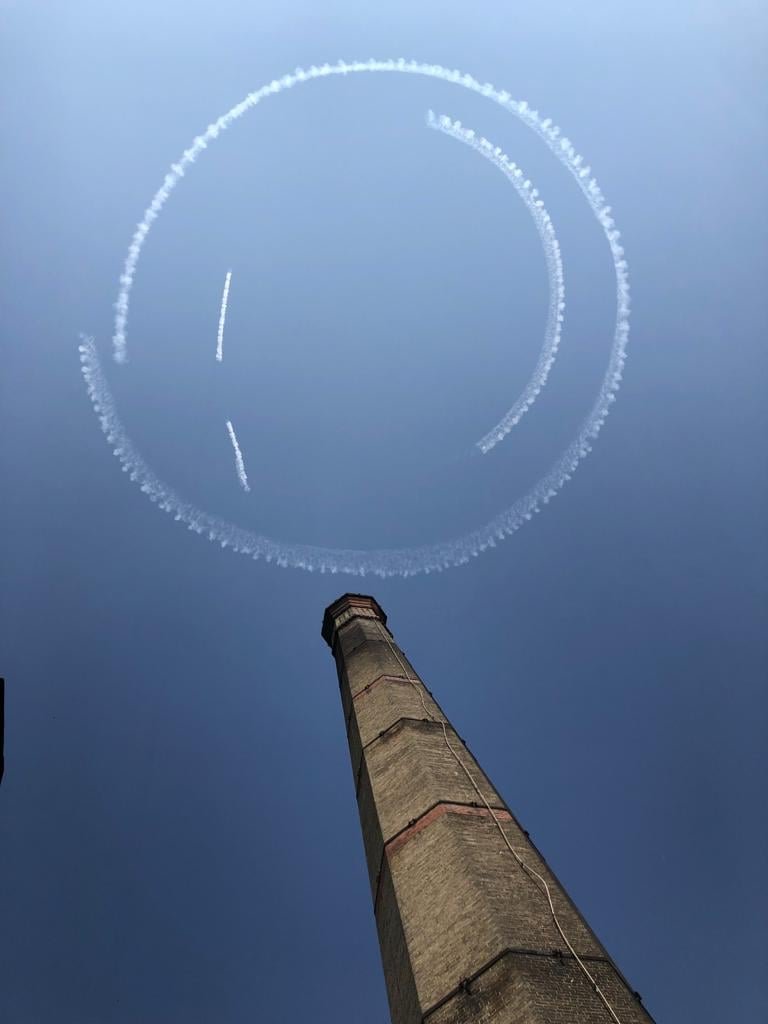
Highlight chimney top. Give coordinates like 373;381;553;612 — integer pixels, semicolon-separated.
321;594;388;649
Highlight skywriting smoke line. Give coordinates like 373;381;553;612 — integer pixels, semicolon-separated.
88;59;630;578
426;111;565;453
226;419;250;492
216;271;232;362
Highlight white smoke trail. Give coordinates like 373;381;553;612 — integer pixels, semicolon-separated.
225;418;250;492
426;111;565;453
215;270;232;362
81;326;611;577
89;59;630;578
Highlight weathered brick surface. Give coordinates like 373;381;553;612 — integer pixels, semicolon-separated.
359;717;503;854
376;858;422;1024
427;951;652;1024
348;675;446;780
381;808;603;1015
322;596;655;1024
335;637;418;722
335;616;392;659
354;715;506;897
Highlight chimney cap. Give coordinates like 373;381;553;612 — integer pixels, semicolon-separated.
322;594;387;648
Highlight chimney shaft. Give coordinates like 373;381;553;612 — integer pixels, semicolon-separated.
322;594;654;1024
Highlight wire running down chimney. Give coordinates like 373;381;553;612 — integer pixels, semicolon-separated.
322;594;654;1024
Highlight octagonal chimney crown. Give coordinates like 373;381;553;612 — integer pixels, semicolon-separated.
321;593;388;651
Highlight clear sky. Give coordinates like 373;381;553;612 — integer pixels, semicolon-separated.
1;1;766;1020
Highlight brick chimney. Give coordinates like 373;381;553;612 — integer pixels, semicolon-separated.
322;594;654;1024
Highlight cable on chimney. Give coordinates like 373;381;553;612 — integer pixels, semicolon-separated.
374;620;624;1024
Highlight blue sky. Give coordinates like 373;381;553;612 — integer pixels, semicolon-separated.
1;2;766;1021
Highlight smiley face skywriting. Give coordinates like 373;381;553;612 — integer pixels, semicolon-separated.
80;58;630;577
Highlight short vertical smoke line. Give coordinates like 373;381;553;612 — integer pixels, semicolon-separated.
215;270;232;363
225;419;250;492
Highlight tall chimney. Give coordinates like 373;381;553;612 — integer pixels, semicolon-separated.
322;594;654;1024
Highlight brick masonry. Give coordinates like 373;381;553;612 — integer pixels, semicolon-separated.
322;595;655;1024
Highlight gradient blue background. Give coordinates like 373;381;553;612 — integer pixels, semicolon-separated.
1;2;766;1020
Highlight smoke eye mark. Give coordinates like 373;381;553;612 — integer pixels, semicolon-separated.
216;270;232;363
225;419;250;492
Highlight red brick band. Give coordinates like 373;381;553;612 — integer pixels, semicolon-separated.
386;802;513;859
372;801;513;919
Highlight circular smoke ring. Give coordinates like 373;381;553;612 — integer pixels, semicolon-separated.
80;58;630;577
